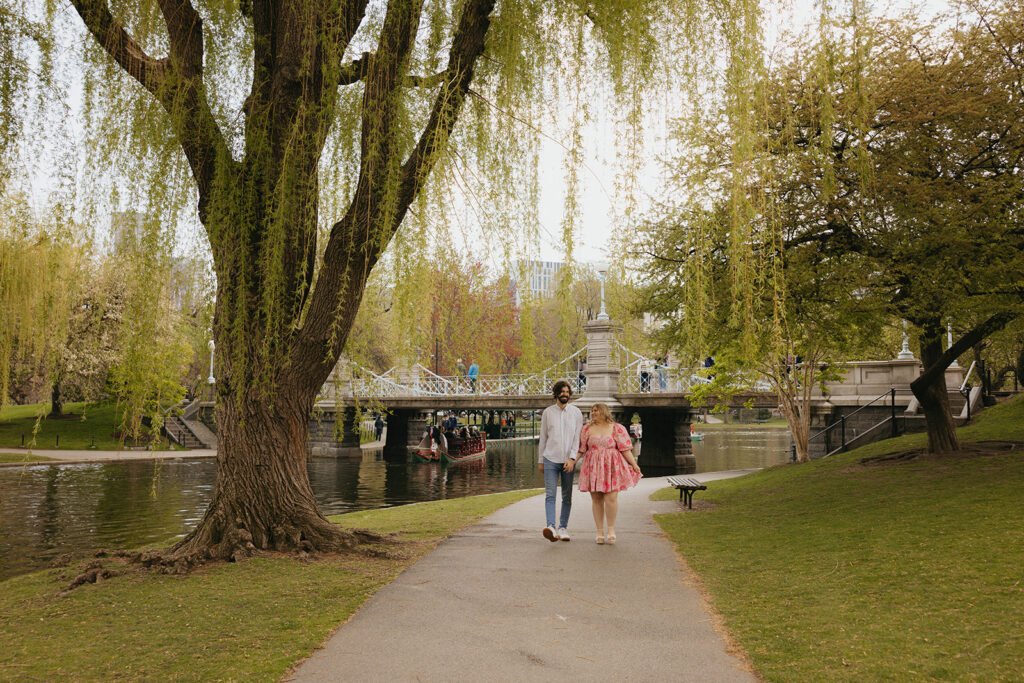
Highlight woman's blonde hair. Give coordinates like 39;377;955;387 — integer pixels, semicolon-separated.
588;403;613;425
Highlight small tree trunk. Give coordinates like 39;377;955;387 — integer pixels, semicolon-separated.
50;383;63;418
169;385;361;561
772;359;812;462
911;326;959;453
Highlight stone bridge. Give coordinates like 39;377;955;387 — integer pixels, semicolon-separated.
308;317;967;471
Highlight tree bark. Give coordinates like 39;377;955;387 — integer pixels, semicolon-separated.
771;355;814;462
909;312;1019;453
169;385;366;560
911;323;959;453
50;383;63;418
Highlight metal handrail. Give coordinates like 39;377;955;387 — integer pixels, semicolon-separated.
960;360;977;393
808;388;898;457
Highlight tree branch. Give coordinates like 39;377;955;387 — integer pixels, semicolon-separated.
911;311;1020;391
291;0;496;393
389;0;496;233
69;0;168;94
71;0;231;227
407;70;448;88
339;52;372;84
157;0;203;78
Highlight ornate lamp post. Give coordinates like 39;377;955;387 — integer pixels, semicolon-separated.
596;261;610;322
948;321;959;367
207;339;216;398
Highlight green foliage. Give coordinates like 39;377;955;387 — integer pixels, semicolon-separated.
104;214;190;439
634;1;1023;455
0;195;85;409
0;490;538;681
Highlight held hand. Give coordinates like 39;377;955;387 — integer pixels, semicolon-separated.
565;458;576;473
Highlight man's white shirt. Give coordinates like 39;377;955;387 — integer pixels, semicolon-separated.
537;402;584;464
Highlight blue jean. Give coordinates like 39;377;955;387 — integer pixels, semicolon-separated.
543;458;574;528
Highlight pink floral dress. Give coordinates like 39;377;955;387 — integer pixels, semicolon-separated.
577;423;642;493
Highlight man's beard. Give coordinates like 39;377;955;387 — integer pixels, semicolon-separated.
558;395;569;404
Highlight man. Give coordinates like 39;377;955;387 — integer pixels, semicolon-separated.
374;414;385;441
639;358;651;393
537;380;584;542
467;360;479;392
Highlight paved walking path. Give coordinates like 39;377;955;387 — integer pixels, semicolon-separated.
0;446;218;465
0;438;387;467
291;472;758;682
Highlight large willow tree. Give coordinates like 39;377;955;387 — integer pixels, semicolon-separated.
1;0;693;562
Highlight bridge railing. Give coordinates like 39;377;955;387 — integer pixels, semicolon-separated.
618;366;711;393
349;371;586;398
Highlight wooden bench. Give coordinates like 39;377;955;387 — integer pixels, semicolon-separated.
667;476;707;509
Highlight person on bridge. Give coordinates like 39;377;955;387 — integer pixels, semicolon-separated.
467;361;479;392
538;379;584;543
567;402;642;545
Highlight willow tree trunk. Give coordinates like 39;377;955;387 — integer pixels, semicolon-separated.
910;326;959;453
171;382;363;560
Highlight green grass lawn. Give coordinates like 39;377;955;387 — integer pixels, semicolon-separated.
0;401;177;450
653;395;1024;681
0;489;539;681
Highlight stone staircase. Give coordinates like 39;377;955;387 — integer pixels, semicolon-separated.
164;412;217;449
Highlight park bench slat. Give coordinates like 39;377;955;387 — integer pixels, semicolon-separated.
666;476;707;508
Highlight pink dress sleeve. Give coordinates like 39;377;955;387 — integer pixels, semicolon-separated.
613;423;632;452
578;424;590;455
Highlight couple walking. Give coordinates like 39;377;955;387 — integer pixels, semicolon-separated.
538;380;642;544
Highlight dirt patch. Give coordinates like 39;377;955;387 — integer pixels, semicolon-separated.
858;440;1022;466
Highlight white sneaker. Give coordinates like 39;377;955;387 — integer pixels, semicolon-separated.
543;526;557;542
557;527;570;542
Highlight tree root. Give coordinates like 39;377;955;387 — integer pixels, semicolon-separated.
124;515;398;576
62;559;122;593
57;512;400;591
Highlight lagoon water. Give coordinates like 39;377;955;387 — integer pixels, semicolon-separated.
0;428;792;580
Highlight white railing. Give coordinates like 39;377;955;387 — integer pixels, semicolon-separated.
342;349;588;398
618;366;711;393
350;371;585;397
335;344;774;399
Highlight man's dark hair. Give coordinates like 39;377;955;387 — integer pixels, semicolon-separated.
552;380;573;399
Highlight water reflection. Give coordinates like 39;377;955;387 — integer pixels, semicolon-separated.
0;429;791;581
691;427;793;472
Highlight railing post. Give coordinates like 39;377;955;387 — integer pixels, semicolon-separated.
891;388;897;438
840;416;846;452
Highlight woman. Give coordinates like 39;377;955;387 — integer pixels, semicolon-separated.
567;403;642;544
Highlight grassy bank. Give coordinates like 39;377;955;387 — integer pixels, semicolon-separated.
0;401;177;450
0;489;538;681
654;395;1024;680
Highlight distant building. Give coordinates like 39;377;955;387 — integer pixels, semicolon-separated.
513;259;565;303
